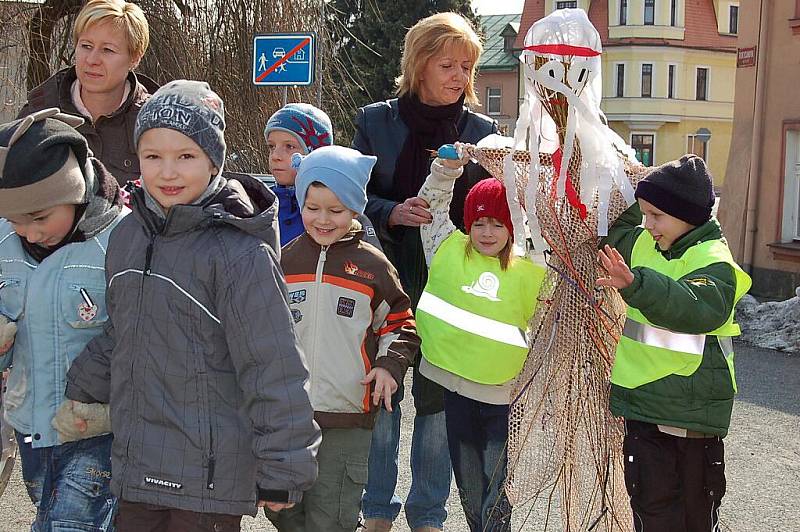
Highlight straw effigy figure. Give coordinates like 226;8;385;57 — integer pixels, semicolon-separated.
462;8;650;531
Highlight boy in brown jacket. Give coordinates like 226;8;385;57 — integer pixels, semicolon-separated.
266;146;419;532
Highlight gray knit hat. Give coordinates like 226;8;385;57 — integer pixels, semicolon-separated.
0;108;89;217
635;154;715;226
135;80;226;173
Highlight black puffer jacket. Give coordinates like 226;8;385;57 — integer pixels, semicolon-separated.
66;175;320;515
18;66;158;185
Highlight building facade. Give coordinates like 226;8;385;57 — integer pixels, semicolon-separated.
475;14;521;135
515;0;738;185
718;0;800;299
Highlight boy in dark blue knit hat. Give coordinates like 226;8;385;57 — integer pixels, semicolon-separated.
597;154;751;532
65;80;321;532
264;103;333;246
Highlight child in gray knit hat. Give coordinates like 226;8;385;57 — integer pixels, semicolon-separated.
64;79;320;532
597;154;752;531
0;107;126;529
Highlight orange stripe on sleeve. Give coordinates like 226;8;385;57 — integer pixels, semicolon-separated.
284;274;316;284
387;309;413;321
361;342;372;413
378;320;416;336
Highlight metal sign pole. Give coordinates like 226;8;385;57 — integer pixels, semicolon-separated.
282;86;288;107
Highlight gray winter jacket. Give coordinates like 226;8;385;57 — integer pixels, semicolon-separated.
66;175;320;516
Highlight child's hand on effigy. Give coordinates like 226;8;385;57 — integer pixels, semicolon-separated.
438;142;471;170
361;367;398;412
596;245;634;290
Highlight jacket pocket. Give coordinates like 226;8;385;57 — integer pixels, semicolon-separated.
622;434;641;497
703;438;726;500
338;460;368;529
62;284;108;329
0;277;25;321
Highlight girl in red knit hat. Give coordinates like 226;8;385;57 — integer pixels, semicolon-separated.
413;146;546;532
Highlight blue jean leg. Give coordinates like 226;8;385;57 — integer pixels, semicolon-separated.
404;409;452;529
444;392;512;532
17;431;117;531
362;388;403;522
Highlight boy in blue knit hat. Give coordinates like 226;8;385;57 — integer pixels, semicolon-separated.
267;146;419;532
264;103;333;245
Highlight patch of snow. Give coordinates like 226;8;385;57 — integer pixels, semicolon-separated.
735;293;800;353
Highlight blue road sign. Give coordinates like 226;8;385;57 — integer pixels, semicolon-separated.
253;33;315;86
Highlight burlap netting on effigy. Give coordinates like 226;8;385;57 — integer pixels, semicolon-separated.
465;143;647;531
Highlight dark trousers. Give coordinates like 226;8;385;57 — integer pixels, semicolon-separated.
444;390;512;532
623;420;726;532
115;500;242;532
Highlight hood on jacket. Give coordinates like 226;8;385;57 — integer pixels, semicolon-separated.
130;172;280;253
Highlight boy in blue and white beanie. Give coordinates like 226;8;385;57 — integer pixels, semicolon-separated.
268;145;418;532
264;103;333;245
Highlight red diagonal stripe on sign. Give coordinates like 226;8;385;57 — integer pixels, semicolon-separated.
256;37;311;82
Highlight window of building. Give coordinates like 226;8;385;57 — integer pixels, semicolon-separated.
644;0;655;25
619;0;627;25
696;67;708;100
503;34;515;52
616;64;625;97
632;135;654;166
668;64;676;98
641;64;653;97
670;0;677;26
729;5;739;34
782;129;800;241
487;87;502;115
556;1;577;8
687;135;708;162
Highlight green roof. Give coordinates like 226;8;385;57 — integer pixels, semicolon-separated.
478;14;521;71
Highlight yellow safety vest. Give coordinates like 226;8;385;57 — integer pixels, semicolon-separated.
416;232;545;385
611;231;752;391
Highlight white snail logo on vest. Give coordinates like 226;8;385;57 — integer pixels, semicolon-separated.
462;272;501;301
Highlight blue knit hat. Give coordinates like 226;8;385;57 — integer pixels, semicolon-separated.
135;80;226;173
293;146;375;214
264;103;333;154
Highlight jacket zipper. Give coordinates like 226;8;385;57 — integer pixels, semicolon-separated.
310;246;328;401
123;231;156;491
207;425;215;489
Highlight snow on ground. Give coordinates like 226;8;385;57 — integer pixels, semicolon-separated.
736;289;800;354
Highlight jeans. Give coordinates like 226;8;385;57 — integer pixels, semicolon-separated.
17;431;116;532
362;385;452;529
443;391;512;532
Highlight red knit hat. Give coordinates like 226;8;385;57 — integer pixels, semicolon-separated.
463;178;514;240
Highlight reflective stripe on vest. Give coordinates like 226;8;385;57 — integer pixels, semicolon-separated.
611;231;751;390
622;320;705;355
417;291;528;348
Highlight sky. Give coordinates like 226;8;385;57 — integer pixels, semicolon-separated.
471;0;525;16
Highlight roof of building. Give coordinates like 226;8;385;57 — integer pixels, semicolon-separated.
479;13;522;71
515;0;737;51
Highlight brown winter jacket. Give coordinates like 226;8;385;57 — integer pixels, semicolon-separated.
281;227;419;429
18;66;158;186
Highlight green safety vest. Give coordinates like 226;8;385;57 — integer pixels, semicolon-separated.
611;231;752;391
416;232;545;385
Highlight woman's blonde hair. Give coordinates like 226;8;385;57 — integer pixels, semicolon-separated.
396;12;483;107
73;0;150;61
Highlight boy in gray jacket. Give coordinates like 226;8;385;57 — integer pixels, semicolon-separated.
65;80;321;532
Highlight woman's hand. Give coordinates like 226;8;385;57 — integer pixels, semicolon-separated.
388;197;433;228
361;367;399;412
596;245;634;290
258;501;295;512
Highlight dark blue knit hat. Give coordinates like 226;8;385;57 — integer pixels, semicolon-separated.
635;154;715;226
264;103;333;154
135;80;226;173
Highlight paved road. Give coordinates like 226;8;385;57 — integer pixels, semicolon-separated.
1;342;797;531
